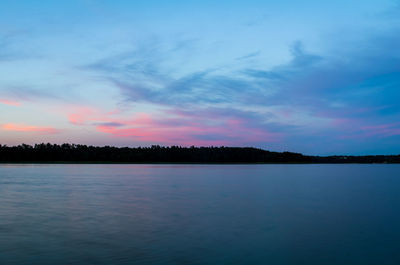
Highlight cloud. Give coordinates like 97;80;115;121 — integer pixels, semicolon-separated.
0;99;21;106
93;122;124;127
68;107;96;125
361;122;400;138
80;19;400;153
83;39;326;110
235;51;261;61
337;122;400;139
1;123;59;134
95;116;280;146
66;106;281;146
278;37;400;117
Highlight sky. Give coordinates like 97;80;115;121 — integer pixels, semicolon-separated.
0;0;399;155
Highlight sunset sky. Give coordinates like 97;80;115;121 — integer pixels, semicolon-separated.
1;0;399;155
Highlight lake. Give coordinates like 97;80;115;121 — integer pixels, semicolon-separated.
0;164;399;265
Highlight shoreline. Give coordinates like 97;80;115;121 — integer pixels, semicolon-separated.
1;161;399;165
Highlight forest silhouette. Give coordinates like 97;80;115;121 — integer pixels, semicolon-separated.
0;143;399;163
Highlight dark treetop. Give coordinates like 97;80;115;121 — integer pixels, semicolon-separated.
0;143;399;163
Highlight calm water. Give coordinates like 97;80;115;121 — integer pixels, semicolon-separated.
0;164;400;265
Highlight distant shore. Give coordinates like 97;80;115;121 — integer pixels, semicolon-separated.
1;161;399;164
1;143;399;164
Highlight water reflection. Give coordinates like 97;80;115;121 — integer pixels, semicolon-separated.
0;164;399;264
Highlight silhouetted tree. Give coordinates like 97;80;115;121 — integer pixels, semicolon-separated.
0;143;398;163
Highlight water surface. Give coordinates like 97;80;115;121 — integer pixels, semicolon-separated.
0;164;399;265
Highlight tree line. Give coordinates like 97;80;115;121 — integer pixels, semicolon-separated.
0;143;399;163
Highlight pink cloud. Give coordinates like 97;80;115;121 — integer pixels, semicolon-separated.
360;123;400;137
67;107;129;126
96;124;232;146
95;112;281;146
65;106;282;146
337;122;400;139
2;123;59;134
0;99;21;107
68;107;97;125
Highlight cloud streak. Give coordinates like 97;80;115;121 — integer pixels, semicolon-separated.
0;99;21;106
1;0;400;154
80;18;400;154
66;107;281;146
2;123;59;134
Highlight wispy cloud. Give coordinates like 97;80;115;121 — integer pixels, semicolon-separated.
80;18;400;154
235;51;261;61
1;123;59;134
66;106;281;146
1;0;399;154
0;99;21;106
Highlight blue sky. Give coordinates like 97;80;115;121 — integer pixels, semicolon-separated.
0;0;399;155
